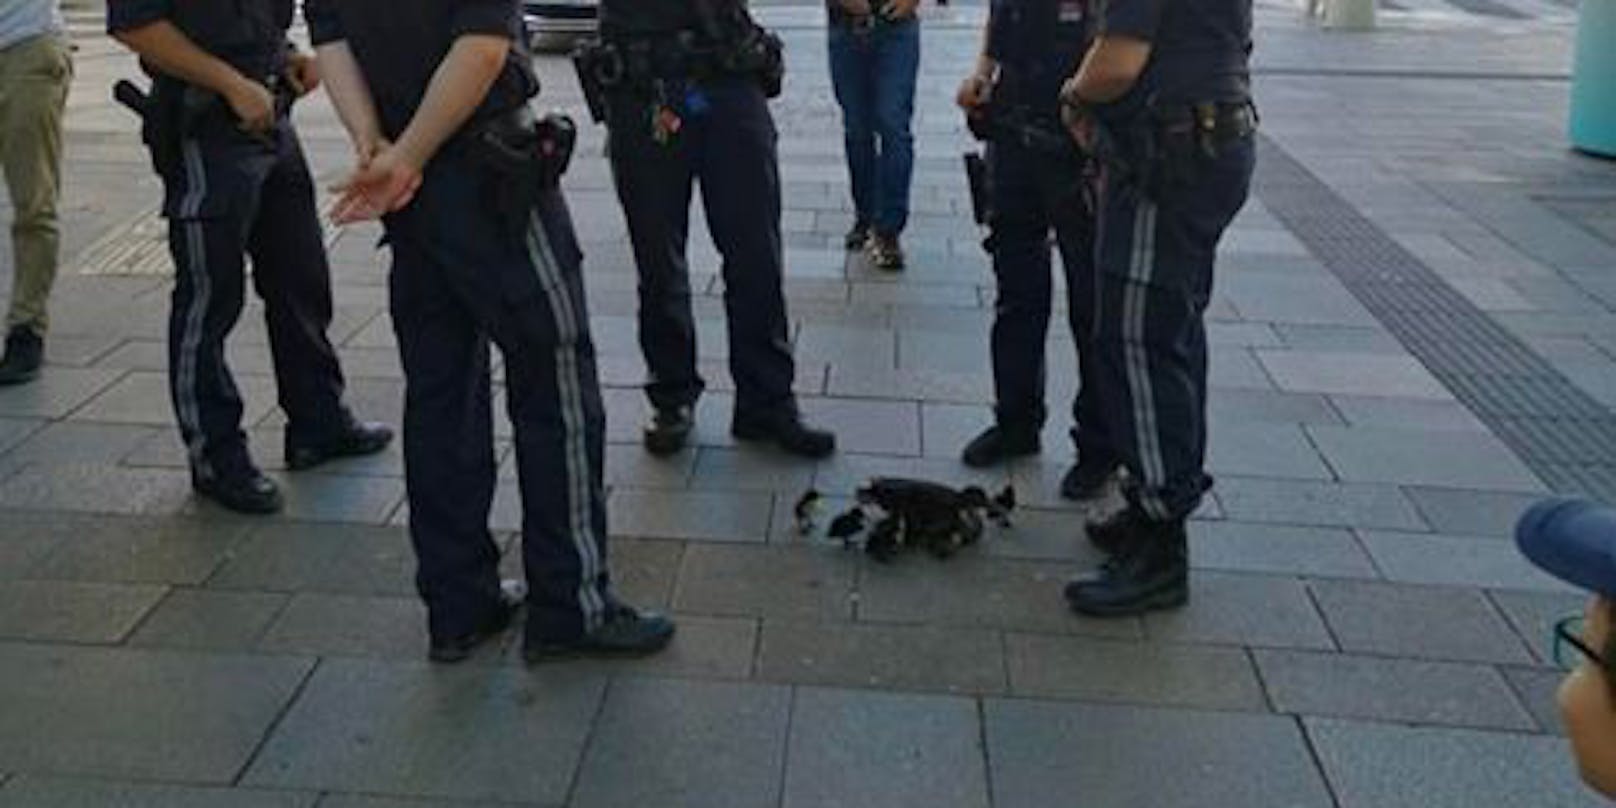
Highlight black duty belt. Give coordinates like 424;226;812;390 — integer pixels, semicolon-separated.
1155;101;1258;146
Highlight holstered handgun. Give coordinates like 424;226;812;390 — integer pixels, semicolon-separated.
963;151;992;227
466;111;579;235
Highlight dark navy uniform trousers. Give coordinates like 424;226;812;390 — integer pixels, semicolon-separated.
158;110;346;478
986;133;1113;464
607;77;796;418
384;151;612;644
1094;136;1254;520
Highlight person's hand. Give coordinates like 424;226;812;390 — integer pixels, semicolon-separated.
226;77;275;133
352;133;389;167
957;72;993;113
884;0;920;19
331;144;423;224
840;0;872;14
286;51;320;98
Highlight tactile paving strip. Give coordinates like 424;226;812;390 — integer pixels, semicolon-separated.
1255;134;1616;501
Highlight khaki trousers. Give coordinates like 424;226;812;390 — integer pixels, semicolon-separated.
0;33;71;337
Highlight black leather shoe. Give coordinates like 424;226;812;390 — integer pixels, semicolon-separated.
429;581;525;664
1065;515;1188;617
732;410;836;459
193;465;283;515
1061;460;1118;503
523;604;676;663
0;327;43;386
643;406;694;456
961;425;1040;468
285;417;394;471
844;221;871;251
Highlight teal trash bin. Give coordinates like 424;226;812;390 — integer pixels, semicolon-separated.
1570;0;1616;157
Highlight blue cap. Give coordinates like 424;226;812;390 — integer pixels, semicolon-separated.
1516;498;1616;597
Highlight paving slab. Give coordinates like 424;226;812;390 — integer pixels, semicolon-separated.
757;621;1006;694
598;443;695;489
128;588;290;651
1305;718;1601;808
690;446;816;493
570;677;790;808
1206;423;1334;481
1309;579;1534;665
799;397;922;457
535;614;758;681
984;699;1334;808
0;580;166;644
316;797;542;808
1489;589;1588;666
257;594;428;659
29;516;251;585
1005;633;1265;710
1502;666;1568;736
208;522;417;596
1206;388;1343;427
70;371;275;426
1404;486;1544;536
0;421;160;467
0;462;194;516
1327;395;1490;432
1190;520;1379;578
599;537;684;610
674;543;855;621
1357;530;1577;592
859;556;1141;639
232;471;404;525
782;687;989;808
0;777;315;807
245;660;603;804
1211;477;1428;531
608;488;774;543
1256;648;1536;730
0;643;312;783
1143;571;1336;649
1307;426;1547;492
0;368;123;418
1257;351;1454;400
0;418;40;456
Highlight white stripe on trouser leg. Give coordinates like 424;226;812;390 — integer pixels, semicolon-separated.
177;140;213;477
1121;199;1169;520
523;211;607;631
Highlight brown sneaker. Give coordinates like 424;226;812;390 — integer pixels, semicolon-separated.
868;232;905;271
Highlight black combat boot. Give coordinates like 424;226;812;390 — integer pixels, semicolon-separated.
192;458;284;515
285;413;395;471
429;580;525;664
0;326;44;386
732;409;836;459
643;405;695;456
524;603;676;663
961;424;1040;468
1065;512;1188;617
844;220;871;250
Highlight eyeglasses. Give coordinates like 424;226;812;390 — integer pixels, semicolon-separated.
1554;615;1608;671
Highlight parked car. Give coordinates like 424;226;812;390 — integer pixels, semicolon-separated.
524;0;599;52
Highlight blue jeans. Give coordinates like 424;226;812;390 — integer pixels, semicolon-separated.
828;17;919;236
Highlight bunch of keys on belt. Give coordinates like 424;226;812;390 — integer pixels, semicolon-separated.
649;80;711;146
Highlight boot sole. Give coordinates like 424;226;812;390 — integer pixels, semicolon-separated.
193;486;284;515
0;368;40;386
1066;587;1188;618
522;631;675;665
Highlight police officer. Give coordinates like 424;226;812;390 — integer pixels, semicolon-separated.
305;0;674;662
955;0;1118;505
1059;0;1256;615
108;1;392;514
590;0;837;460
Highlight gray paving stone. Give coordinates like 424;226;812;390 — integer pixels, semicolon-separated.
316;797;532;808
1144;571;1336;649
245;660;602;803
0;509;74;579
0;367;122;418
826;366;992;404
1328;395;1489;432
0;463;194;516
208;523;416;596
218;471;404;524
859;556;1142;639
1257;351;1454;400
538;614;758;681
758;621;1006;694
257;594;428;660
799;397;921;457
0;580;166;643
1206;423;1333;480
571;677;790;808
1305;718;1601;807
984;699;1333;808
602;537;684;609
1489;589;1588;666
128;588;290;651
1502;666;1567;735
0;421;159;466
598;443;694;489
1189;520;1380;578
1358;530;1577;593
0;643;312;783
1219;273;1378;327
690;446;816;493
1005;633;1265;710
673;544;856;621
608;488;773;543
30;517;251;585
0;777;317;807
1307;426;1547;491
980;507;1107;565
783;688;989;808
1207;388;1343;427
1213;477;1429;531
1405;487;1544;536
70;371;275;426
1310;579;1534;665
0;418;40;456
1256;648;1536;730
1273;323;1406;354
1208;346;1280;390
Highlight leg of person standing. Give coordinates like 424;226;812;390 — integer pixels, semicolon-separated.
1050;162;1118;501
0;32;71;385
827;20;877;250
962;139;1054;468
866;16;918;270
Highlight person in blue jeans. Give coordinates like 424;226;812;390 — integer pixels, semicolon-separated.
827;0;919;270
